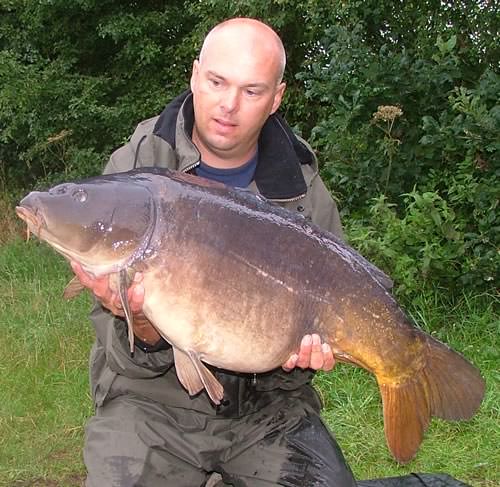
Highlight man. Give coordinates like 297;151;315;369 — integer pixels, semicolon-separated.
75;18;357;487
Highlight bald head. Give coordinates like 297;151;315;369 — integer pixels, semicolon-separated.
190;17;287;168
199;18;286;84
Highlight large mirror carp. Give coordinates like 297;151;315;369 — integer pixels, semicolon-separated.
16;168;485;463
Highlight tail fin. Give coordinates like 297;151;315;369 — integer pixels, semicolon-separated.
378;336;485;464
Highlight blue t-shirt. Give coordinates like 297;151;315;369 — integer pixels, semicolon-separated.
195;151;258;189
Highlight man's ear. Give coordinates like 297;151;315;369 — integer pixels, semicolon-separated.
270;82;286;115
190;60;200;92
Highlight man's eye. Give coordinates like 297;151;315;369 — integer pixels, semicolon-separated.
246;89;262;97
209;79;221;87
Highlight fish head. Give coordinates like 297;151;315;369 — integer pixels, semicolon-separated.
16;176;156;274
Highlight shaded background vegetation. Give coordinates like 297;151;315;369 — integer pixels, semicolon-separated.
1;0;498;299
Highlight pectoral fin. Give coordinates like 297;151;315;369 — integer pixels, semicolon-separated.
63;275;85;299
187;350;225;405
172;347;224;404
173;347;204;396
118;268;134;356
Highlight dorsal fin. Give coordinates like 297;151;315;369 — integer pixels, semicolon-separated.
168;170;227;190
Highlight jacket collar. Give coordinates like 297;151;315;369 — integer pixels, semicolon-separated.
153;90;313;200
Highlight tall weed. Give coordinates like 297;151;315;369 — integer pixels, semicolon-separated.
0;193;22;245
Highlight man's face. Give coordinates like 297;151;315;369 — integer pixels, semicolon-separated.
190;35;285;165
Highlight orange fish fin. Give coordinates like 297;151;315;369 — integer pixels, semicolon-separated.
173;347;205;396
422;336;485;420
379;335;485;464
379;377;430;464
63;276;85;299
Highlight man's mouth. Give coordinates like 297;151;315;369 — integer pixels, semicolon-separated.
214;118;237;128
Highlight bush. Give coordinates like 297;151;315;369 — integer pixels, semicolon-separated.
0;0;199;189
347;191;479;298
295;3;499;296
341;72;499;295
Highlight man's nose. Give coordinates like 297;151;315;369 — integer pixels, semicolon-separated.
220;88;240;114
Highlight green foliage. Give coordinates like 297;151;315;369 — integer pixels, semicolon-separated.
345;71;499;295
0;0;197;187
303;23;493;205
296;2;499;295
348;192;468;297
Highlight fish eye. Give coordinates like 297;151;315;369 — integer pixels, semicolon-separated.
72;189;88;203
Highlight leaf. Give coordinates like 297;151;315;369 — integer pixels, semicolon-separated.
446;35;457;52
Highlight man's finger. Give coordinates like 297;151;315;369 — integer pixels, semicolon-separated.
70;261;107;298
295;334;312;368
129;283;145;314
309;334;324;370
92;278;113;300
71;261;93;288
321;343;335;371
282;353;298;372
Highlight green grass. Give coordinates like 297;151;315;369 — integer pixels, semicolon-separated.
0;239;498;486
0;240;93;487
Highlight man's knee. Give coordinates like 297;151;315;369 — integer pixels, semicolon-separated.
282;412;356;487
219;399;356;487
84;396;206;487
84;411;150;487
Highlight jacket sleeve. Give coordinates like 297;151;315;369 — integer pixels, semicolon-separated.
308;169;344;239
90;299;174;378
294;135;344;239
103;115;176;175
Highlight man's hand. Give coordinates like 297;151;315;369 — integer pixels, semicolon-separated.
282;334;335;372
70;262;161;345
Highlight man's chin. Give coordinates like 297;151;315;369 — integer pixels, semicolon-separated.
205;136;239;154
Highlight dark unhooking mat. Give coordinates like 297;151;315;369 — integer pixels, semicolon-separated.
357;473;471;487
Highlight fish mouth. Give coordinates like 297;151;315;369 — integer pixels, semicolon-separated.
15;205;83;263
15;205;46;239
